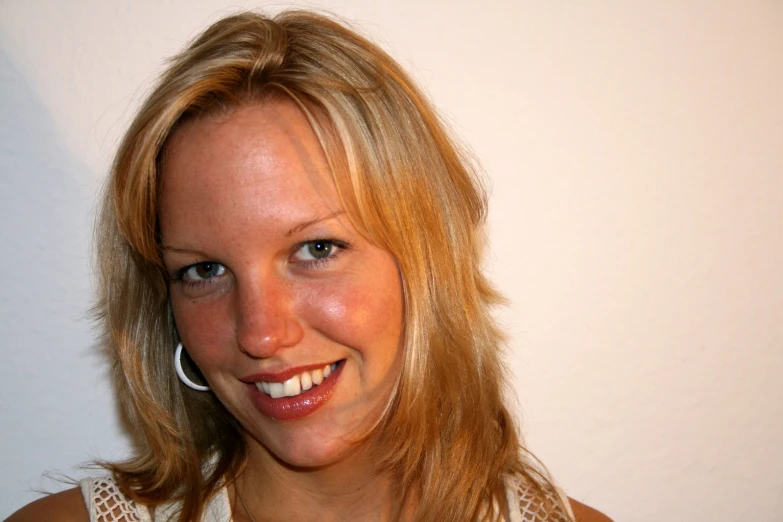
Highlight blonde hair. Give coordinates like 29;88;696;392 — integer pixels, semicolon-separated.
96;10;571;521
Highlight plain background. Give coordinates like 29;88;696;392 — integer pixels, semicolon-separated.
1;1;782;520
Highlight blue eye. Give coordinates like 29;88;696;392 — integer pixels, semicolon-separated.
182;262;226;281
293;240;342;263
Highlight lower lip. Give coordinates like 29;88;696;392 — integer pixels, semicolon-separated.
247;361;344;421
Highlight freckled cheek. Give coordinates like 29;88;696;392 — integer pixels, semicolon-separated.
298;278;404;354
171;297;235;367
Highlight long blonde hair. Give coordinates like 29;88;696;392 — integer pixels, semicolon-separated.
95;10;570;521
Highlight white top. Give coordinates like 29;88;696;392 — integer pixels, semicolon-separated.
80;474;574;522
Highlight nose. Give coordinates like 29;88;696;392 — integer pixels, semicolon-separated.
234;273;304;358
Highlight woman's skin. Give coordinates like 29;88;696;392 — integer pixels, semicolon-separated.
161;100;406;521
4;99;613;522
6;487;612;521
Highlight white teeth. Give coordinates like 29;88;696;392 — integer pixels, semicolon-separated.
269;382;285;399
300;371;312;391
255;363;338;398
311;368;323;385
283;375;301;397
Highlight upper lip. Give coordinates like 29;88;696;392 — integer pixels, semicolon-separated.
240;360;340;383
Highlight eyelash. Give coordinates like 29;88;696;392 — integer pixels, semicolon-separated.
292;238;349;268
167;238;349;288
168;263;221;289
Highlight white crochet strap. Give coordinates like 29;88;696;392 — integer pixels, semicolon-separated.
508;477;574;522
78;474;571;522
80;477;146;522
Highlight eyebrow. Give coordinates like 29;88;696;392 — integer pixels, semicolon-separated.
161;245;208;256
161;211;346;254
285;210;345;237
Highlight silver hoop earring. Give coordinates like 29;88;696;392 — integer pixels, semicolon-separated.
175;342;209;391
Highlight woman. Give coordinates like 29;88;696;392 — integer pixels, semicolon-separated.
8;10;609;522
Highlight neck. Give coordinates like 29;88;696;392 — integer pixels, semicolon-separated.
234;439;413;522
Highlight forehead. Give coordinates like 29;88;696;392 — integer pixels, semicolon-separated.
165;100;335;192
158;101;343;238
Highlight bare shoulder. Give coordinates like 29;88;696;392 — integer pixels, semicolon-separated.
4;487;88;522
568;497;613;522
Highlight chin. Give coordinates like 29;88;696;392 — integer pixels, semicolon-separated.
238;366;396;472
264;431;369;470
247;404;385;471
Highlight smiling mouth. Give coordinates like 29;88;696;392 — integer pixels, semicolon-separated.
254;361;340;399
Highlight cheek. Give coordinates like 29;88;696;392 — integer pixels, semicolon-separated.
171;297;234;365
299;269;404;356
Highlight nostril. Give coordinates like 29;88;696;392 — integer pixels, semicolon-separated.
234;276;305;357
236;310;304;357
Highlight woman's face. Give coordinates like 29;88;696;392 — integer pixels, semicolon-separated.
159;101;404;468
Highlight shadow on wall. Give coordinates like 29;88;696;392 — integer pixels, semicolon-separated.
0;49;134;517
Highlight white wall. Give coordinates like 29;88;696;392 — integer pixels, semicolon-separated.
1;1;781;520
